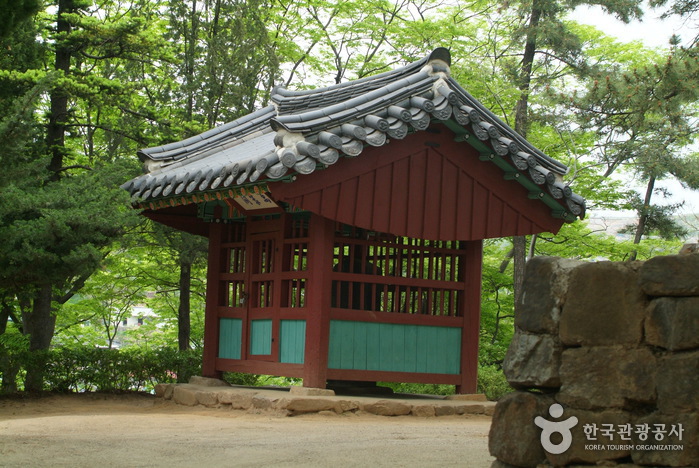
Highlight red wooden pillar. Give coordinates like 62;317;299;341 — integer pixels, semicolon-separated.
302;214;335;388
202;222;225;379
457;239;483;394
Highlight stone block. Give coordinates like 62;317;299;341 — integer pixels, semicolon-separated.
544;408;631;466
656;350;699;414
195;390;219;407
286;398;340;415
188;376;229;387
458;403;486;415
172;385;198;406
639;253;699;296
411;405;436;417
289;386;336;396
216;391;253;410
154;383;173;399
632;411;698;467
558;346;656;410
515;257;582;334
444;393;488;401
560;262;646;346
503;330;561;389
251;395;274;410
488;391;553;467
645;297;699;351
337;399;359;413
434;405;456;416
361;400;412;416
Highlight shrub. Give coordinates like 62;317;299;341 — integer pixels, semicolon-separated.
477;364;513;401
2;346;202;393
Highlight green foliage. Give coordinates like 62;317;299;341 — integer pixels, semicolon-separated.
1;346;202;393
0;0;40;38
477;365;514;401
222;372;262;387
0;164;139;293
380;382;456;396
619;190;689;240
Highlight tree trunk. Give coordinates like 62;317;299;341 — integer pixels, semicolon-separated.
184;0;199;122
47;0;73;177
513;235;527;305
23;284;57;392
0;301;20;393
511;0;543;305
178;261;192;351
629;175;656;261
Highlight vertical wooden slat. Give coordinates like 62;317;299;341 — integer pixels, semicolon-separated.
373;163;393;233
486;193;505;238
406;151;428;239
320;183;341;219
422;149;442;240
354;171;376;228
471;182;488;240
440;160;459;240
389;159;410;236
455;171;473;239
336;177;359;222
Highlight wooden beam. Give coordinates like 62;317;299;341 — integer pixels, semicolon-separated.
202;222;225;378
457;239;483;394
302;214;335;388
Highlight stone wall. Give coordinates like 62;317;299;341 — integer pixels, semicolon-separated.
488;253;699;467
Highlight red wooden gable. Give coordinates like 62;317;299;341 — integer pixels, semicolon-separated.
268;125;564;241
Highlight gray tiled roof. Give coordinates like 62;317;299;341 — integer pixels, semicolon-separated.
123;48;585;220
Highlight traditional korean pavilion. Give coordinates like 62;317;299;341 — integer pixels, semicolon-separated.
122;48;585;393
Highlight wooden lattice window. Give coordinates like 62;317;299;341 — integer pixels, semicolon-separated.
331;225;465;316
221;221;246;308
280;214;309;309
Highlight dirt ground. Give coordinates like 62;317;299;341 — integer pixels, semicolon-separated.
0;393;494;467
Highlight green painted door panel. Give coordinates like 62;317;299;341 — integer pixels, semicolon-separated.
250;319;272;355
280;320;306;364
219;318;242;359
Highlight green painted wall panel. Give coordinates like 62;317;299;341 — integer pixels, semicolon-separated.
352;322;368;370
328;320;342;368
403;325;418;373
340;321;355;369
219;318;242;359
378;324;393;370
415;326;429;373
280;320;306;364
328;320;461;375
250;319;272;355
365;323;380;371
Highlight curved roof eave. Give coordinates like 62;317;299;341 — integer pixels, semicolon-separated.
124;48;585;221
